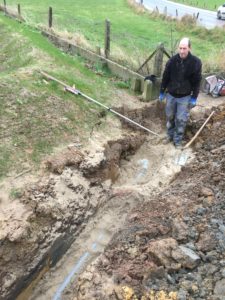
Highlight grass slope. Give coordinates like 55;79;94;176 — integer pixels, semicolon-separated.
0;15;125;179
4;0;225;68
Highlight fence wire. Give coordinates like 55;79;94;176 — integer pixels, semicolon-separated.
3;2;172;73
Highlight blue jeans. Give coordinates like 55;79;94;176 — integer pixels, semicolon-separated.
165;93;191;145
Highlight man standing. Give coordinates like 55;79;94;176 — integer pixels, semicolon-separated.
159;37;202;148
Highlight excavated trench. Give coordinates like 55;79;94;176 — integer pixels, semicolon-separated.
0;102;194;300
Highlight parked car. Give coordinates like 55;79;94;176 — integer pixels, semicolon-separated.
217;4;225;19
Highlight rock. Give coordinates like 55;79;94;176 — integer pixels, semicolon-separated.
172;245;201;269
1;272;17;290
127;246;138;258
218;238;225;251
219;224;225;235
177;288;188;300
207;265;218;275
172;219;189;242
180;279;193;292
205;251;218;262
196;207;206;215
148;266;165;280
221;268;225;278
200;187;214;197
167;274;176;284
82;271;93;281
191;284;199;294
185;242;196;251
188;228;199;240
147;238;178;269
197;231;217;252
99;255;110;267
214;279;225;299
8;225;28;242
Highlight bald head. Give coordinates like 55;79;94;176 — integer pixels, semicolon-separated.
178;37;191;59
179;37;191;47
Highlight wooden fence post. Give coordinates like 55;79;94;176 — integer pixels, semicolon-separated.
3;0;6;14
104;19;110;58
164;6;167;16
48;6;53;28
153;43;164;77
18;4;21;17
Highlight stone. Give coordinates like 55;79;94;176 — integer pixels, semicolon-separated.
219;225;225;235
172;219;189;242
145;266;165;281
201;187;214;197
221;268;225;278
147;238;178;269
172;246;201;269
185;242;196;251
197;231;217;252
82;271;93;281
177;288;187;300
141;79;160;101
131;77;141;92
207;265;218;275
214;279;225;299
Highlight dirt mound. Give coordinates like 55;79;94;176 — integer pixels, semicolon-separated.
73;105;225;300
0;131;147;300
45;147;84;174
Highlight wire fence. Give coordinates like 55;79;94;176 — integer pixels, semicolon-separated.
2;2;174;74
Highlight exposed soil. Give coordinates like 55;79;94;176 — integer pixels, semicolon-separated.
0;99;165;300
70;104;225;300
1;92;225;300
2;7;225;300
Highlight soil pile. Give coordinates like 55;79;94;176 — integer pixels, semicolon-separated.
73;105;225;300
0;131;147;300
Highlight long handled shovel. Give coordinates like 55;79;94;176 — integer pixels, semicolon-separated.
175;110;215;166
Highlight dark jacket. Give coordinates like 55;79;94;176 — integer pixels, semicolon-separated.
160;52;202;98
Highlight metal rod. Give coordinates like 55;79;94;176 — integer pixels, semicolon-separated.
40;71;160;136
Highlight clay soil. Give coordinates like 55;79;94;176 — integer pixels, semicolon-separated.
1;96;225;300
71;104;225;300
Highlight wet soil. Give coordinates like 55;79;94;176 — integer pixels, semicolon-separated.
0;100;165;300
1;95;225;300
71;104;225;300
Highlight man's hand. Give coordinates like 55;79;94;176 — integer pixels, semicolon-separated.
189;97;197;109
159;92;165;102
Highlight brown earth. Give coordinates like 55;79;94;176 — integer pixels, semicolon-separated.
71;104;225;300
1;94;225;300
0;98;164;300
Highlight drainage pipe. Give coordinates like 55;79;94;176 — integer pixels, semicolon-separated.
135;158;149;183
52;233;104;300
40;71;160;137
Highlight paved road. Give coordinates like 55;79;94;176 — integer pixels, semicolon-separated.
140;0;224;29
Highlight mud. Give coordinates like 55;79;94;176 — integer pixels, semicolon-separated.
71;104;225;300
1;96;225;300
0;102;160;300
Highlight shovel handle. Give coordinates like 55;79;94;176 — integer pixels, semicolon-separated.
183;111;215;149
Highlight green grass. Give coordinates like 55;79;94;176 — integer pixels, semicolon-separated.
170;0;221;10
1;0;225;179
9;187;23;199
0;14;127;179
3;0;225;70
